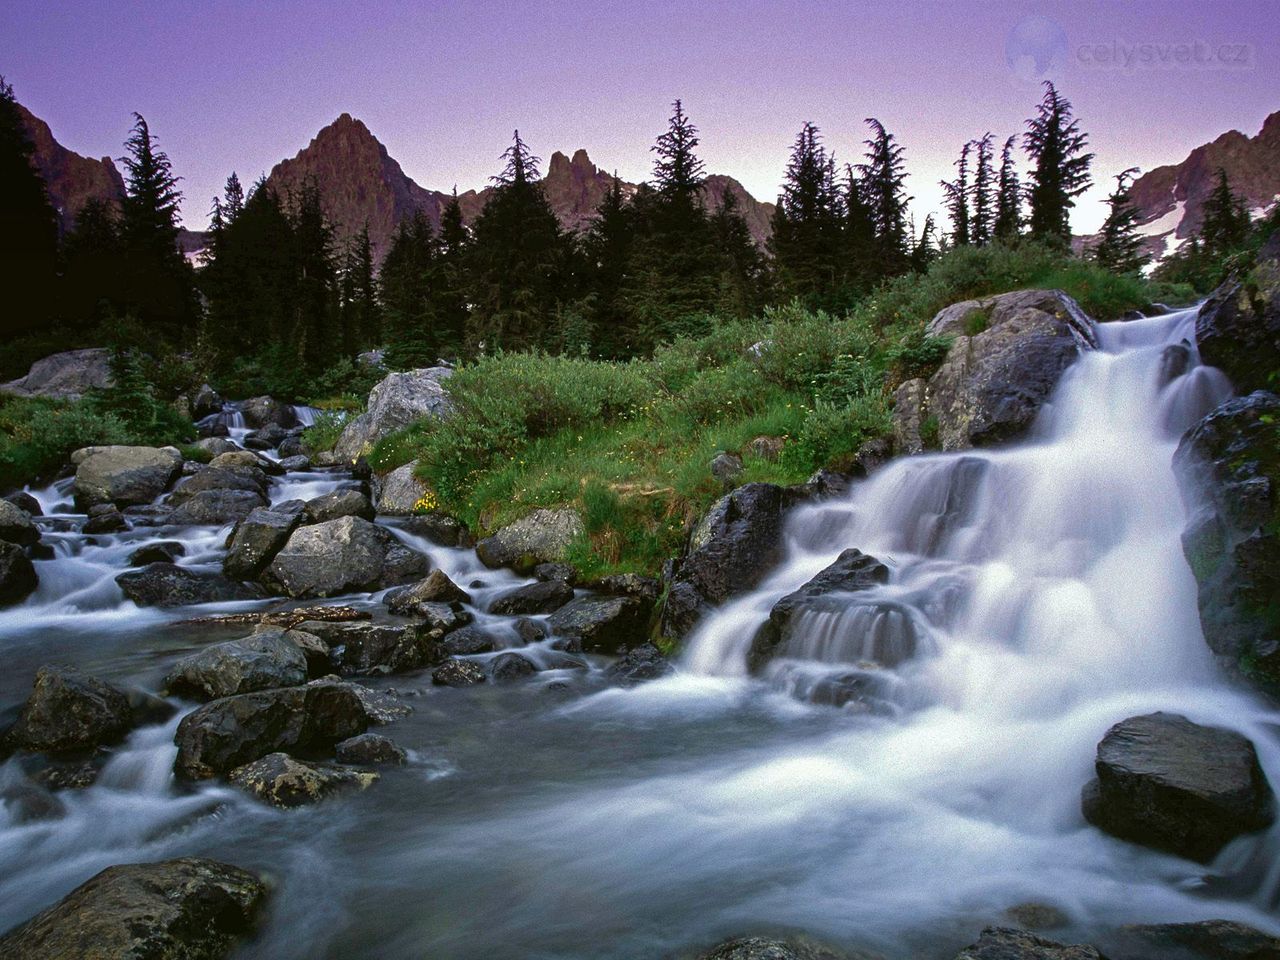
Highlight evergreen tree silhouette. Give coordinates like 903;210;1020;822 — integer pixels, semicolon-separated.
1024;82;1093;244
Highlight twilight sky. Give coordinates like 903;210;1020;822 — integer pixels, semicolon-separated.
3;0;1277;234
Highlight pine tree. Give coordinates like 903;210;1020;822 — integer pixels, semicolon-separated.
994;135;1022;240
381;211;438;367
1201;168;1251;258
769;122;843;306
651;99;705;201
710;187;765;317
286;179;340;372
339;224;379;353
1023;82;1093;244
1093;167;1148;274
60;197;127;331
971;133;995;246
582;174;634;356
858;118;911;278
431;189;470;359
941;141;971;247
841;164;879;295
911;214;940;270
0;78;60;339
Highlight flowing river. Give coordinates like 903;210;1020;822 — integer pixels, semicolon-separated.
1;307;1278;958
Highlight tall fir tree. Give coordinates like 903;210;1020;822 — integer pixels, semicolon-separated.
841;164;879;296
710;187;765;317
1200;168;1251;258
431;189;471;359
994;135;1022;241
582;174;635;357
941;141;971;247
769;122;844;306
1023;82;1093;244
339;224;380;354
60;197;128;331
380;211;438;367
0;79;59;340
1092;167;1148;274
971;133;995;246
858;118;911;279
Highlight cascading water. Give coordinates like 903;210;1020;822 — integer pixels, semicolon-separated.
2;306;1278;959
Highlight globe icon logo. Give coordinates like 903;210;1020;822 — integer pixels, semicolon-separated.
1006;15;1069;81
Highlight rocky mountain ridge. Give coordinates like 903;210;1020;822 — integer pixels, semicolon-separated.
16;103;124;233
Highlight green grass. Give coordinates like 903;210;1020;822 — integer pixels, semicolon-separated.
302;409;353;455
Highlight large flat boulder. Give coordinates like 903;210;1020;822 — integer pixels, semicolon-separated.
333;367;453;462
1081;712;1275;862
0;347;111;398
0;858;267;960
116;563;262;607
72;445;183;508
163;630;308;700
475;508;584;573
262;515;409;598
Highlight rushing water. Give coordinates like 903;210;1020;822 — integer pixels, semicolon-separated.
1;307;1279;958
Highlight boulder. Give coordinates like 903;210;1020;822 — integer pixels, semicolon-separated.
548;593;653;654
711;451;744;486
336;732;407;766
279;627;331;676
489;579;574;616
404;600;472;633
83;502;127;533
662;483;787;637
163;630;308;701
747;435;786;461
192;383;224;419
169;464;270;501
385;570;471;612
7;666;134;754
0;500;40;545
1104;919;1280;960
332;367;453;461
1081;712;1275;862
3;491;41;516
1195;232;1280;394
441;626;499;655
223;505;304;580
0;858;267;960
247;423;289;449
227;752;377;807
339;623;443;675
380;542;430;586
475;508;584;573
303;489;375;524
748;549;893;670
72;445;183;508
372;461;428;515
535;562;578;585
399;512;469;547
954;927;1103;960
590;572;662;601
490;652;539;682
277;435;306;458
277;454;311;472
1173;391;1280;686
117;563;262;607
127;540;185;566
262;515;392;598
239;395;298;430
209;449;282;475
895;289;1096;453
0;542;39;606
605;642;674;685
695;936;858;960
0;347;111;399
432;658;487;687
167;488;266;525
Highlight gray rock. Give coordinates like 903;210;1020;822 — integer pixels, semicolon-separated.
548;593;653;654
0;500;39;546
475;508;584;573
278;435;306;459
489;579;574;616
589;572;660;601
490;652;538;682
954;927;1103;960
116;563;262;607
127;540;185;566
380;542;431;587
386;570;471;612
372;461;427;515
441;626;498;655
403;600;472;633
303;489;375;524
167;488;266;525
0;541;38;606
1081;712;1275;862
3;491;41;516
209;450;282;475
169;464;269;502
163;630;308;700
1195;233;1280;394
747;435;786;461
262;515;391;598
192;382;224;419
0;347;111;399
227;752;377;807
8;666;134;754
1104;919;1280;960
432;658;487;687
239;395;298;429
223;505;304;580
0;857;267;960
277;454;311;472
83;503;127;533
72;445;183;508
399;512;469;547
711;451;744;486
605;643;673;685
333;367;453;461
535;562;577;584
338;623;443;675
695;936;860;960
336;732;407;765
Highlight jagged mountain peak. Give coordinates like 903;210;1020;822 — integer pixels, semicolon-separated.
16;102;124;233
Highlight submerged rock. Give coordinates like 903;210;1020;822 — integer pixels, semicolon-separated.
0;540;38;606
954;927;1103;960
7;666;134;754
163;630;308;700
475;508;584;573
432;658;487;687
72;444;183;508
116;562;262;607
0;857;267;960
605;643;674;685
1081;712;1275;862
227;752;378;807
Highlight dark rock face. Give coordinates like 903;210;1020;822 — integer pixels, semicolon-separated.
163;631;308;701
432;658;487;687
489;579;574;616
399;512;469;547
1195;233;1280;394
590;572;661;601
403;601;472;633
3;491;41;516
748;549;892;671
338;623;443;675
127;540;185;566
303;489;375;524
8;666;134;754
167;488;267;526
662;483;788;637
535;562;577;584
240;395;299;430
605;643;673;685
116;563;262;607
490;652;538;682
0;857;267;960
0;540;39;606
548;593;654;653
1081;712;1275;862
83;502;127;533
1172;391;1280;685
336;732;406;766
227;752;377;807
0;500;40;546
475;508;584;573
955;927;1103;960
223;505;304;580
441;626;498;656
385;570;470;612
1104;919;1280;960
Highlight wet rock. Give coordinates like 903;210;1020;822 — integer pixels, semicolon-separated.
209;449;283;475
432;658;487;687
695;936;858;960
548;593;653;654
589;572;661;601
606;643;673;685
513;618;548;644
405;600;472;633
227;752;377;807
163;630;308;700
954;927;1103;960
748;549;893;671
0;779;66;823
534;561;577;584
490;652;538;682
339;623;444;675
489;579;574;616
303;488;375;524
1104;919;1280;960
0;347;111;399
476;508;584;573
3;491;41;516
262;515;392;598
280;628;331;676
441;626;498;656
193;436;240;457
386;569;471;612
662;483;787;638
1173;391;1280;687
167;488;267;526
192;382;224;419
31;755;105;790
399;511;469;547
0;540;38;605
127;540;185;566
0;857;267;960
223;504;305;580
71;444;183;508
277;454;311;472
1195;232;1280;394
1004;903;1069;932
248;423;290;448
379;542;431;587
333;367;453;461
371;460;427;515
7;666;134;754
0;499;40;545
240;395;299;430
171;463;270;499
197;420;230;438
120;503;174;527
1157;342;1192;386
117;563;263;607
82;502;127;533
1081;712;1275;862
336;732;407;766
711;451;744;486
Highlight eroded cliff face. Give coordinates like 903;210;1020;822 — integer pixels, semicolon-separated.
17;103;125;233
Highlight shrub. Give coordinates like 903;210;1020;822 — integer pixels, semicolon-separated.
302;409;352;455
780;395;892;473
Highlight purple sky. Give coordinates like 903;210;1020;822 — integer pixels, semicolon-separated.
3;0;1277;233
